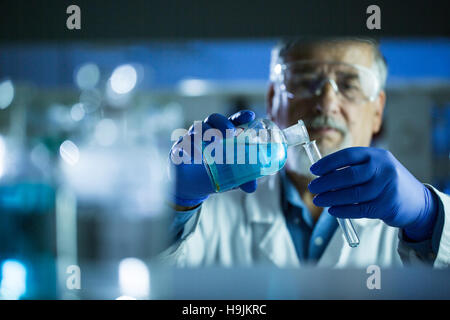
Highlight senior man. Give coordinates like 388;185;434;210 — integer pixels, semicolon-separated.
162;38;450;268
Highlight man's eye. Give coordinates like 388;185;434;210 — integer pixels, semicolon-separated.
289;75;317;87
293;79;314;87
339;81;360;90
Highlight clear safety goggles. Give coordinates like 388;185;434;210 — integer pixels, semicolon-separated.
273;60;381;103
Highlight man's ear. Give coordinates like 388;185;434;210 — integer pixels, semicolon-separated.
372;90;386;134
266;82;275;120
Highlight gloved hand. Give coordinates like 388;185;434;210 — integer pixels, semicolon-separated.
307;147;439;242
168;110;257;208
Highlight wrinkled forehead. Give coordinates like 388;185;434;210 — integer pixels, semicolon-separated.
283;41;375;69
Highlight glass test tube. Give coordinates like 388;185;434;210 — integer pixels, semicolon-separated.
303;140;360;248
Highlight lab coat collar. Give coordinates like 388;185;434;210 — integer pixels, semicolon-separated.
244;174;301;267
245;174;281;224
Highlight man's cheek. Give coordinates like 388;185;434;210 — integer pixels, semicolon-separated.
350;107;377;145
287;101;312;119
323;135;343;153
349;122;369;147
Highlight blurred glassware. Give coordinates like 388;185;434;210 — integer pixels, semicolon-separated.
75;63;100;90
0;79;14;110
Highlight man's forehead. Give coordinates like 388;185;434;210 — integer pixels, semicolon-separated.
283;41;375;68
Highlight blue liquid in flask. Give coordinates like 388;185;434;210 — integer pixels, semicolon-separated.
201;118;309;193
203;140;288;192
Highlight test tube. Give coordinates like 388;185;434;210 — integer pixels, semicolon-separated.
303;140;360;248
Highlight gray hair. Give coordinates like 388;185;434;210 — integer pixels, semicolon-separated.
269;37;388;90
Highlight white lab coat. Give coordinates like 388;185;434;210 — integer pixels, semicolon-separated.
160;174;450;268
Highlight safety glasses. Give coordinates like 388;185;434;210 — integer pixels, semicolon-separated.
273;60;381;103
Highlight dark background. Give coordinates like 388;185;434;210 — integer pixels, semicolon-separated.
1;0;449;42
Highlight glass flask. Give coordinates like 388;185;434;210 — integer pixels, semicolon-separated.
203;119;309;192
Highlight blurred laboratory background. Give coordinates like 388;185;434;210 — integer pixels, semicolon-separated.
0;38;449;299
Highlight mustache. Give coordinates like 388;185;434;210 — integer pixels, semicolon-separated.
303;116;348;135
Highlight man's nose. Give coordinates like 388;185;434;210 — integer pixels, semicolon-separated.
313;80;340;115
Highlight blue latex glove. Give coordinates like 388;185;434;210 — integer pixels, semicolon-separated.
168;110;257;207
307;147;439;242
